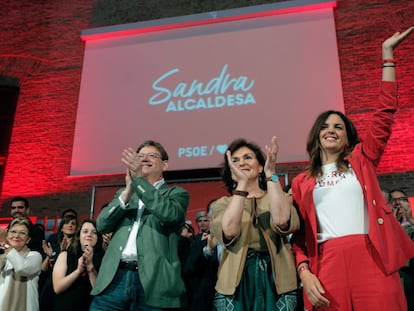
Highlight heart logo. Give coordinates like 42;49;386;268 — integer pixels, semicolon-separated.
216;144;228;154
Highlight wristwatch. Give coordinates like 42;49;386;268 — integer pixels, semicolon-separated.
266;173;279;182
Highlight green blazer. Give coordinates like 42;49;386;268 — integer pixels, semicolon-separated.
91;177;189;308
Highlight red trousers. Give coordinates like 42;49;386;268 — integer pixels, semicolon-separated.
314;234;406;311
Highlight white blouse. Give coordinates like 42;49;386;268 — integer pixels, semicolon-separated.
0;248;42;311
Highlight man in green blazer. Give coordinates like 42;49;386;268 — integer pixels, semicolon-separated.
90;140;189;310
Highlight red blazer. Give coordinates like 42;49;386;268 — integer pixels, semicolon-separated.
292;81;414;293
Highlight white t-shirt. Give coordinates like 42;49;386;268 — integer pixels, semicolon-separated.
120;179;165;261
313;163;369;243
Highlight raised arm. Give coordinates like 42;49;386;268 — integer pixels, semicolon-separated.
381;26;414;82
362;27;414;165
264;136;292;229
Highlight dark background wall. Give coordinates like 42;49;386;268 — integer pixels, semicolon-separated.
0;0;413;218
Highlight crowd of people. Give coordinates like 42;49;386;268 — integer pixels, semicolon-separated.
1;28;414;311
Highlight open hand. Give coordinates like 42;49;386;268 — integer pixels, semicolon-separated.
226;151;248;184
122;147;142;179
82;244;94;267
42;240;53;256
301;270;330;308
400;200;414;225
382;26;414;52
264;136;279;177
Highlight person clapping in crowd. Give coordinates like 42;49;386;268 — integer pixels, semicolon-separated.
389;188;414;310
52;219;104;311
389;189;414;227
0;217;43;311
39;214;78;311
178;221;195;266
183;203;220;311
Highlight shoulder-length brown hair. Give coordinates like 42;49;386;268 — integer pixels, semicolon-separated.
307;110;359;177
68;219;103;255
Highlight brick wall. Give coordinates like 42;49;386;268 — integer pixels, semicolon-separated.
0;0;413;217
333;0;414;197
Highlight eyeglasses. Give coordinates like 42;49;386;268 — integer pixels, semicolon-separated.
137;153;161;160
389;197;408;204
8;230;29;237
11;206;26;210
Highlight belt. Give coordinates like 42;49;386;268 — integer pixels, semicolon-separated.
118;261;138;271
246;250;269;259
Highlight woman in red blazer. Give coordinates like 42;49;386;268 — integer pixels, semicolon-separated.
291;27;414;311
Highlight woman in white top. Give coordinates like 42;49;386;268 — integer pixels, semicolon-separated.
0;217;42;311
291;27;414;311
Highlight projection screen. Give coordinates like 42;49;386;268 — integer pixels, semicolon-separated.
71;0;342;176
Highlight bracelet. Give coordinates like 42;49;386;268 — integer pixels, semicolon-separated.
298;265;310;275
383;58;396;64
232;190;249;197
382;64;396;68
87;266;95;274
203;246;214;257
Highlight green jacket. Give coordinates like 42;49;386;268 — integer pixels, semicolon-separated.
91;177;189;308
